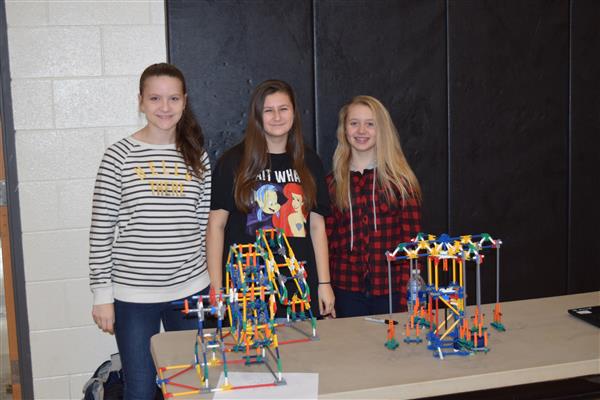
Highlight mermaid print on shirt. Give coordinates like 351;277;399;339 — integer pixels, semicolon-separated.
246;169;308;237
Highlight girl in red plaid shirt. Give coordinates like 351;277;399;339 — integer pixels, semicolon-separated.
325;96;422;317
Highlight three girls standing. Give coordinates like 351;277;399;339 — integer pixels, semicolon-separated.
90;63;419;398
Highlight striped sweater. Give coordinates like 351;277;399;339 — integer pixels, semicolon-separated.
89;136;211;305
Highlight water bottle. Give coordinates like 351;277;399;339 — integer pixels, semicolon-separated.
407;268;425;311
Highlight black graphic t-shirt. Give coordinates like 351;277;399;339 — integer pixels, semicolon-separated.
211;143;330;315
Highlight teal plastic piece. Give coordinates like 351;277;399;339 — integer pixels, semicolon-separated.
385;338;399;350
491;321;506;331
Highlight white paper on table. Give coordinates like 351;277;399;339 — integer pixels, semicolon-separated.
213;372;318;400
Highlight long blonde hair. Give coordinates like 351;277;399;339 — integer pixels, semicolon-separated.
332;95;422;210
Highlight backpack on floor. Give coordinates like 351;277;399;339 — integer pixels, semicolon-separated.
82;353;124;400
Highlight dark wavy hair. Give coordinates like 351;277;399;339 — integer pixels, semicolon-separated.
234;79;316;213
139;63;206;176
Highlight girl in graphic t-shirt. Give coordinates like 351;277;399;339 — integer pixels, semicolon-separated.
325;96;422;318
207;79;336;318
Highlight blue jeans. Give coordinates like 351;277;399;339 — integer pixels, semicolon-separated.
333;287;400;318
114;288;207;400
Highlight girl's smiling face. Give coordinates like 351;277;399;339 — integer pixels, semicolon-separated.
262;91;294;141
139;75;186;136
345;103;377;154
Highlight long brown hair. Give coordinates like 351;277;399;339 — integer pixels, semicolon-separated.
234;79;316;213
139;63;206;177
332;95;421;209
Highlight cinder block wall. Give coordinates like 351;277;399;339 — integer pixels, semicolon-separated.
5;1;166;398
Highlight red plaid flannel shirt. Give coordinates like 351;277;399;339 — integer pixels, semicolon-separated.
325;169;421;308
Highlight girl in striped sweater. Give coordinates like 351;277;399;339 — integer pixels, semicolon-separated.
89;63;210;399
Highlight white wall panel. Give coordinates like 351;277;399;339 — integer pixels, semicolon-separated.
103;25;166;75
11;79;54;130
5;1;167;395
18;181;60;233
26;281;68;331
105;126;141;147
64;279;94;327
22;230;89;282
15;129;105;182
30;327;117;378
32;376;70;400
53;78;139;128
8;26;101;78
57;178;95;229
5;1;48;27
150;0;166;25
48;2;150;26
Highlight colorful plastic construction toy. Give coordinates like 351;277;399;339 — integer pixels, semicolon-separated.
385;233;504;359
249;228;318;336
156;229;317;397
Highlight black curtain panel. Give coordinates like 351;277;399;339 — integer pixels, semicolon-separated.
314;0;447;235
166;0;600;301
570;0;600;294
167;0;314;160
448;0;569;303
